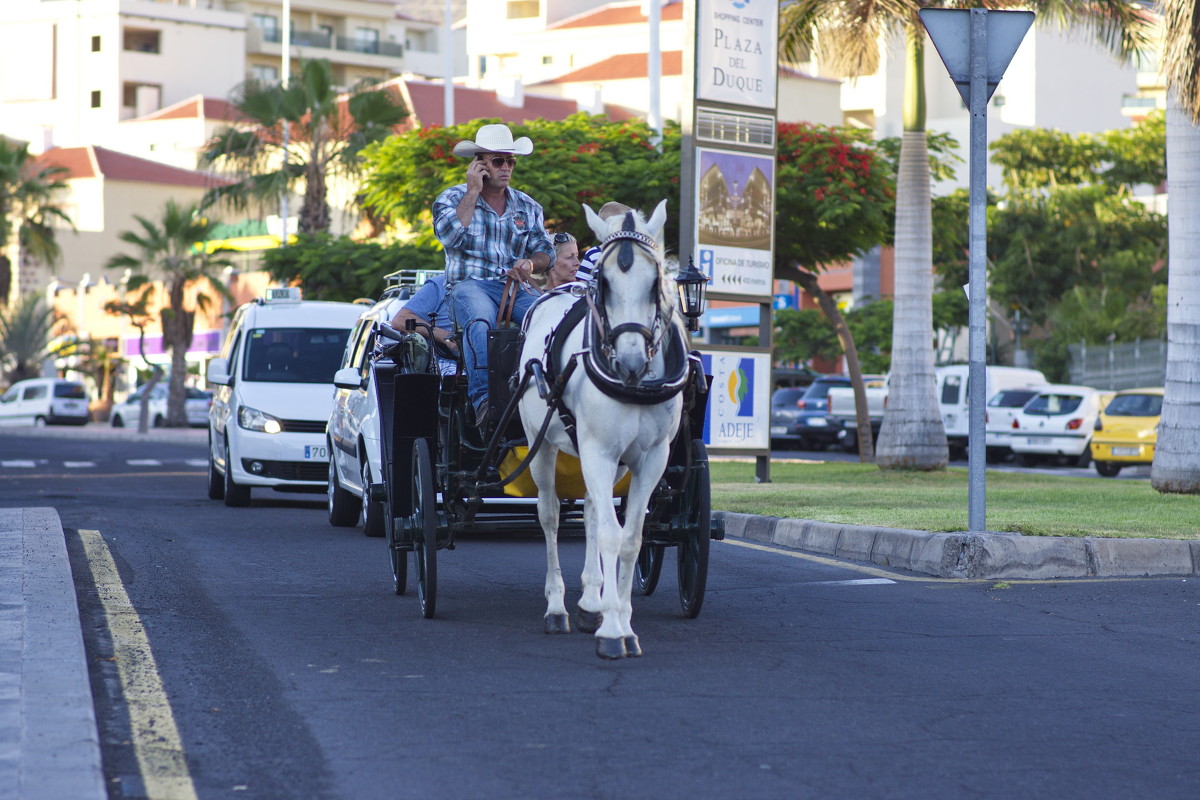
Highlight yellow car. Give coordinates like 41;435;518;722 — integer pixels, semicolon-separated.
1089;387;1163;477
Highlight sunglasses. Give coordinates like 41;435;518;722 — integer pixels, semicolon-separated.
553;233;575;244
477;155;517;167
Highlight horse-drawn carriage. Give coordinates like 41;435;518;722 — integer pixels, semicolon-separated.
369;202;721;659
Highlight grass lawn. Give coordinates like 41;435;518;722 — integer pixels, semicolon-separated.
710;460;1200;540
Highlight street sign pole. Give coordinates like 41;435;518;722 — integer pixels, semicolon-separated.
967;9;988;533
920;8;1033;533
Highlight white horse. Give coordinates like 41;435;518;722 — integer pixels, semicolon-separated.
518;200;687;659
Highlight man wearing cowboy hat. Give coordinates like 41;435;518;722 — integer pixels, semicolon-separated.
433;122;554;424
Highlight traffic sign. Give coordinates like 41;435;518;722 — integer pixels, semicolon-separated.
919;8;1034;104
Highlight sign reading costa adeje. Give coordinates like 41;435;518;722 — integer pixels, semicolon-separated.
697;0;779;109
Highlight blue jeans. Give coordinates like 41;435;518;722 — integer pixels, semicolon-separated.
447;278;538;409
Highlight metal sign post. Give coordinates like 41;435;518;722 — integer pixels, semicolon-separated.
920;8;1033;532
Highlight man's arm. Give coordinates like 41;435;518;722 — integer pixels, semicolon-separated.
389;307;458;353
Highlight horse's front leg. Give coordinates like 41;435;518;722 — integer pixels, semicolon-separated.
613;443;672;658
575;491;604;634
577;452;626;659
531;445;570;634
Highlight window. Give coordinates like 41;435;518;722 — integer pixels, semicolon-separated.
91;35;101;52
53;383;87;400
123;28;161;54
122;82;162;114
23;385;47;401
542;55;552;65
354;27;379;54
253;14;280;42
507;1;540;19
90;90;101;108
940;375;962;405
251;64;278;82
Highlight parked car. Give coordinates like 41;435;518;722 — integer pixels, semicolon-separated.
1009;385;1107;468
984;386;1049;462
1090;387;1163;477
326;283;411;536
772;375;882;450
0;378;90;426
206;287;364;507
935;365;1047;457
110;383;211;428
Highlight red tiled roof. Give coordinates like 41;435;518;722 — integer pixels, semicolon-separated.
397;79;638;127
551;0;682;30
137;95;245;123
536;51;683;84
36;146;228;188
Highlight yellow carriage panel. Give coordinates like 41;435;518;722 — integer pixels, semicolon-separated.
498;447;632;499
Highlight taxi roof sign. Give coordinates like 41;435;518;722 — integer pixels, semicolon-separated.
264;286;302;303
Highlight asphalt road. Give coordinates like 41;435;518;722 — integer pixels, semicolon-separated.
2;433;1197;799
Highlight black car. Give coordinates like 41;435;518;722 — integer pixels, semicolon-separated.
770;376;852;450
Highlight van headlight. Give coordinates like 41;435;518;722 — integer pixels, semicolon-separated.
238;405;283;434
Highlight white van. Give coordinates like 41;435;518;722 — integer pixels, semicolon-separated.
0;378;90;426
205;288;365;507
936;365;1047;456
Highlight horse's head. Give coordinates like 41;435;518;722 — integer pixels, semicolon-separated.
582;200;674;385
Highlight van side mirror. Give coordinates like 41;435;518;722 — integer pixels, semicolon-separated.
333;366;365;390
207;358;231;386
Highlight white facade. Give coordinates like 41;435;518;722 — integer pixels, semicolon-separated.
0;0;246;153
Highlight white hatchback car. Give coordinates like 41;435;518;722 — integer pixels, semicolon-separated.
111;383;211;428
983;386;1047;462
1009;384;1104;468
206;288;365;507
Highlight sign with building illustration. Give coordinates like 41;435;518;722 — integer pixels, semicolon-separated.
696;0;779;109
699;351;771;449
693;147;774;298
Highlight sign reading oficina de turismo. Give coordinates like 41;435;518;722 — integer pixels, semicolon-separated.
699;351;770;449
697;0;779;109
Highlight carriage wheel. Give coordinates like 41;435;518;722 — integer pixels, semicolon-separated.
634;544;664;596
676;439;711;619
411;437;438;619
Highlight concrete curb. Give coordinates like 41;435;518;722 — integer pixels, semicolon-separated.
716;511;1200;580
0;508;106;800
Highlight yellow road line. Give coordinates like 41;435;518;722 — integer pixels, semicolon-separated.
80;530;199;800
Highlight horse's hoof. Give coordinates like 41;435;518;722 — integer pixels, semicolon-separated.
576;607;602;634
623;636;642;657
544;613;571;634
596;637;627;660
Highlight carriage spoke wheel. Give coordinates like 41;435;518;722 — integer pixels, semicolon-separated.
411;438;438;619
634;544;664;596
676;439;711;619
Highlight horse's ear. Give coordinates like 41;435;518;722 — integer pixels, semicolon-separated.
647;199;668;241
582;203;607;241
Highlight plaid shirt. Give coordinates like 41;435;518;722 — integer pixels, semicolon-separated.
432;184;554;285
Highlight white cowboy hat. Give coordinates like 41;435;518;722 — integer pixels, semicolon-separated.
452;123;534;158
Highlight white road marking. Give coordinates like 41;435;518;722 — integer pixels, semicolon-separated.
126;459;162;466
64;461;97;468
808;578;896;587
1;460;36;468
184;459;208;467
80;530;200;800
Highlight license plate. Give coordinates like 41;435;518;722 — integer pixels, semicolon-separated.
770;426;786;435
303;444;328;460
1112;446;1139;457
806;417;827;426
1026;437;1040;446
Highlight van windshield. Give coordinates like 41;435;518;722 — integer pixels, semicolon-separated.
243;328;351;383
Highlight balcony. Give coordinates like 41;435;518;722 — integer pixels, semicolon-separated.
247;26;404;65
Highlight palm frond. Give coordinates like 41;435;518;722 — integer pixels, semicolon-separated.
1161;0;1200;122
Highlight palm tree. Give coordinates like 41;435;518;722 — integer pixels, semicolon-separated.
780;0;1152;470
105;200;233;427
0;139;72;303
1152;0;1200;494
199;59;408;235
0;292;58;384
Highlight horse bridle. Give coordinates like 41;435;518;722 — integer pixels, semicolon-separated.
588;214;674;384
